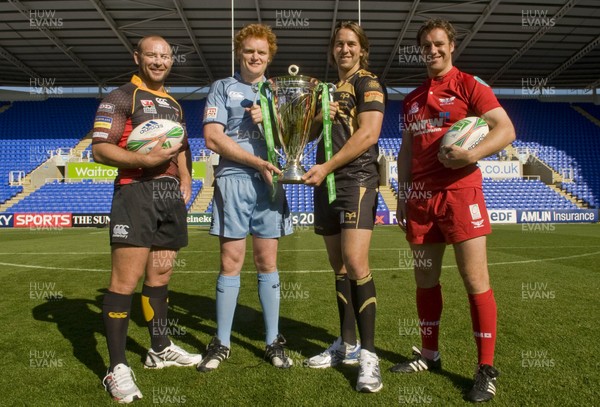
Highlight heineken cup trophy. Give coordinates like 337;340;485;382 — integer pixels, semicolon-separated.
255;65;335;186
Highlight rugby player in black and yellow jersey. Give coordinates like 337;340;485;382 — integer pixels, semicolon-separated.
303;21;385;393
91;35;201;404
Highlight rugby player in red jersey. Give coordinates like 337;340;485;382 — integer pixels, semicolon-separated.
391;19;515;403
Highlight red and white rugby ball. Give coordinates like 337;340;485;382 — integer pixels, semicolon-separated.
126;119;184;154
441;117;488;150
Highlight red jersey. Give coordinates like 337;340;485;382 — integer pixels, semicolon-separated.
91;75;189;185
403;67;500;191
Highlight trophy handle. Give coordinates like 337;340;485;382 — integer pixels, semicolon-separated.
252;82;286;162
300;83;336;164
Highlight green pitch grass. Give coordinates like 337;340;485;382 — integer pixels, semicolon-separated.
1;224;599;406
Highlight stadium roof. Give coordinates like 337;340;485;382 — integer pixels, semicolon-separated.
1;0;599;92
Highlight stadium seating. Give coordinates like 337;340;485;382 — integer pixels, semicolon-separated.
502;99;600;208
483;179;577;210
1;98;597;214
8;179;203;213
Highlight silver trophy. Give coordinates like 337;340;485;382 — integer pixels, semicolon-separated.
255;65;332;183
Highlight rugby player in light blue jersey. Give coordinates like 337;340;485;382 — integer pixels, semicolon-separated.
197;23;293;372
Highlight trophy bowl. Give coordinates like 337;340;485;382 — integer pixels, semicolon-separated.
264;72;320;183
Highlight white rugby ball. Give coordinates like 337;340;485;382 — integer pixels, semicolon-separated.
440;116;489;150
126;119;184;154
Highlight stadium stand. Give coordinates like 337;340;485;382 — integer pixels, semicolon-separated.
7;179;203;213
502;99;600;208
2;98;598;214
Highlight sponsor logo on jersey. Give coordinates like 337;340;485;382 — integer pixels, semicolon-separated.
94;116;113;129
112;224;130;238
141;99;157;114
155;97;171;107
92;131;109;139
228;90;244;101
404;112;449;134
204;106;218;119
364;91;384;104
408;102;419;115
98;103;115;113
439;96;456;106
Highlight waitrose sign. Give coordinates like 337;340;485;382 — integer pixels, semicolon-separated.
67;163;117;179
67;162;207;180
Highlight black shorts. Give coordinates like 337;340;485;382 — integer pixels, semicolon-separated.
314;185;377;236
109;178;188;249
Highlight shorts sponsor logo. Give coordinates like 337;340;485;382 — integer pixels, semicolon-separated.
92;131;109;139
141;99;157;114
155;97;171;107
228;90;244;100
98;103;115;113
94;116;113;129
112;224;130;238
204;106;218;119
469;203;482;220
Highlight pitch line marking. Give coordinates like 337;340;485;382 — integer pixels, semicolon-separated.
1;250;599;273
0;245;598;256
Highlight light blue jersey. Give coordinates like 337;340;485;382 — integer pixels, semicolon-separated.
203;72;267;177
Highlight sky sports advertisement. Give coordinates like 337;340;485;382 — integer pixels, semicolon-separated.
0;209;597;228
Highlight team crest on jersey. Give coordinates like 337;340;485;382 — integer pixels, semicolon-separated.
367;80;380;89
439;96;456;106
228;90;244;101
408;102;419;115
141;99;157;114
204;106;218;119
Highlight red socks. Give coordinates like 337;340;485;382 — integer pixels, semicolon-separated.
468;289;497;366
416;284;443;354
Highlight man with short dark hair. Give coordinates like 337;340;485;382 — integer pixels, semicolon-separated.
92;35;201;404
391;18;516;403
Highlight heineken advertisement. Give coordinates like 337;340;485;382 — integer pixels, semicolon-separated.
67;161;206;180
187;212;212;226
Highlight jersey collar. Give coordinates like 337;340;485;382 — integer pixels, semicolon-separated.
234;72;266;85
130;74;170;97
426;66;459;86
